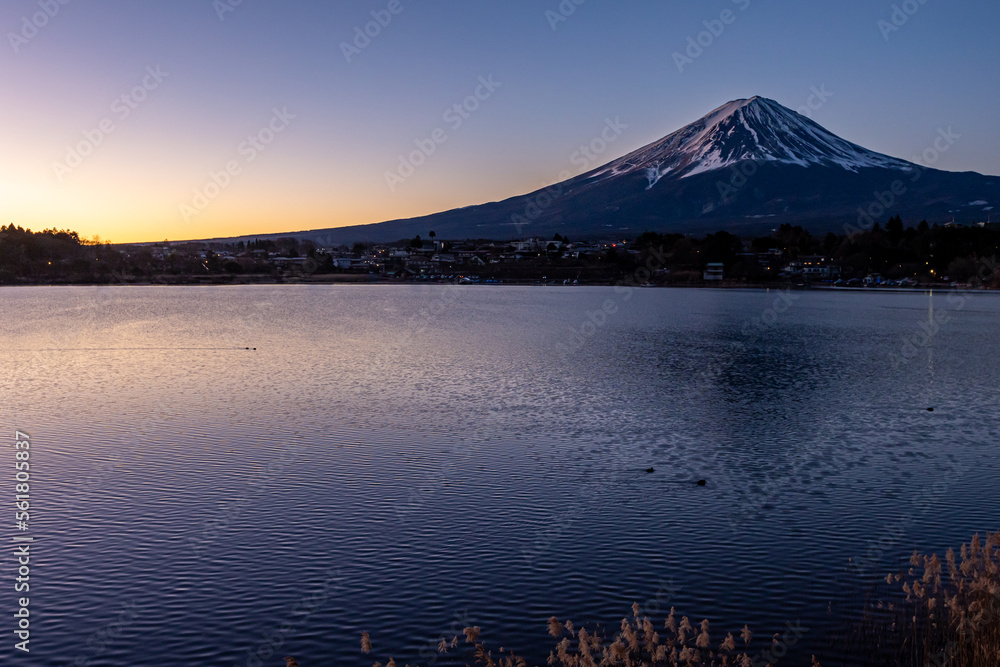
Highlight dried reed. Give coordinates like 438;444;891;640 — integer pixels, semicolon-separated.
856;531;1000;666
361;603;816;667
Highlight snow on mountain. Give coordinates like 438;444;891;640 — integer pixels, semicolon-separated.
591;96;915;188
224;96;998;245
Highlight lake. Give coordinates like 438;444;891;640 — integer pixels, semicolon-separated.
2;285;998;666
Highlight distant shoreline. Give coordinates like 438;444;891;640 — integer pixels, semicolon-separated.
2;277;996;293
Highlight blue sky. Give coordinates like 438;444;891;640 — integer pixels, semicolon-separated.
2;0;998;241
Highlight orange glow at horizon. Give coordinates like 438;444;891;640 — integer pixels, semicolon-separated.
0;151;521;245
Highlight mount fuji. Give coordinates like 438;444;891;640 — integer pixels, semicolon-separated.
590;96;914;188
245;96;999;244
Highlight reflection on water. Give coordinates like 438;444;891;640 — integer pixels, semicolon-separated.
1;285;998;665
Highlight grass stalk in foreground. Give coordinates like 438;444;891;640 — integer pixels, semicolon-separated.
856;531;1000;666
360;605;819;667
282;531;999;666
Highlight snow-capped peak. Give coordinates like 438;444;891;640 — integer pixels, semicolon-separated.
591;96;914;188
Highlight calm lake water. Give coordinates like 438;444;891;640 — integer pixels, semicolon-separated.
1;285;998;666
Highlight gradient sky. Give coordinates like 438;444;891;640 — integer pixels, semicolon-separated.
2;0;998;243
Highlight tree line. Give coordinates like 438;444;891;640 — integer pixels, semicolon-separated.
2;218;999;285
